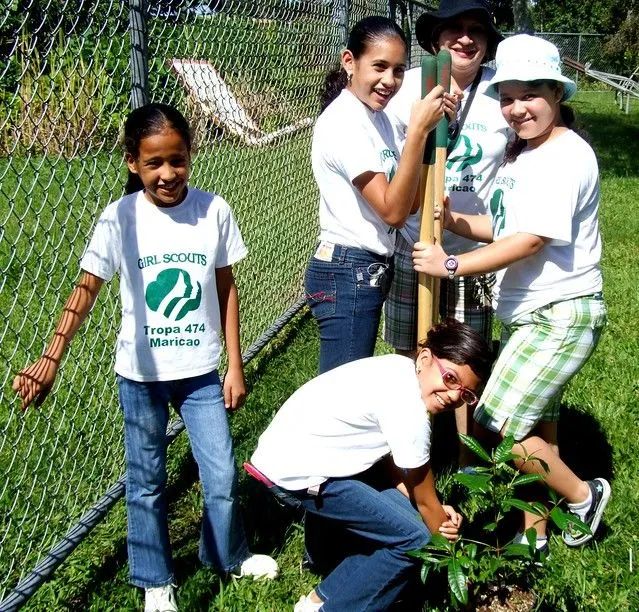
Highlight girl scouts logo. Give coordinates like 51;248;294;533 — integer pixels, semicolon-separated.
447;135;482;173
145;268;202;320
490;189;506;237
380;148;398;182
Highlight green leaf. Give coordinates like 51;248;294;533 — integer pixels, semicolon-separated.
423;554;448;564
483;521;498;532
530;501;548;516
459;434;491;462
538;458;550;472
550;507;592;535
420;562;431;584
503;542;533;558
513;473;544;487
448;557;468;605
454;473;491;492
489;556;500;573
496;452;521;465
407;550;428;560
524;527;537;549
503;498;545;515
429;533;453;550
494;434;515;463
465;542;478;560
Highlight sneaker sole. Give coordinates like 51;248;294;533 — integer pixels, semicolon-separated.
563;478;611;547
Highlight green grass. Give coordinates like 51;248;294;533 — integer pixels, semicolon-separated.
5;91;639;610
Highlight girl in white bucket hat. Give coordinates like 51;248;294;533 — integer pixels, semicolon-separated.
413;34;610;556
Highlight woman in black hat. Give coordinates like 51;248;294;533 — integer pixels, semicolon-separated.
383;0;511;462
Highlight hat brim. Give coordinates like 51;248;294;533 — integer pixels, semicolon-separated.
416;8;503;61
486;71;577;102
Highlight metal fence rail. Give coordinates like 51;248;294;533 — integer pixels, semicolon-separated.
0;0;616;607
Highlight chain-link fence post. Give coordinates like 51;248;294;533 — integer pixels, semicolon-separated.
335;0;350;48
129;0;149;109
576;33;583;86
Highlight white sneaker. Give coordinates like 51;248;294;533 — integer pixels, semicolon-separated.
236;553;279;580
562;477;611;547
144;584;177;612
293;593;323;612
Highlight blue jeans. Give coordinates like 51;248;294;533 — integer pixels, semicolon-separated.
304;244;394;374
270;477;431;611
118;371;249;588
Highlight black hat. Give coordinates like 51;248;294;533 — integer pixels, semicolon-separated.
416;0;503;61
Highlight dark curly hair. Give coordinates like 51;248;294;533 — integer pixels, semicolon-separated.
418;318;493;383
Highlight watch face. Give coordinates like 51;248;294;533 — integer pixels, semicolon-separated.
445;257;458;271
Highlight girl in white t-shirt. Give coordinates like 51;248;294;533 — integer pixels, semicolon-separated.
413;35;610;554
250;319;493;611
13;104;277;610
306;15;456;373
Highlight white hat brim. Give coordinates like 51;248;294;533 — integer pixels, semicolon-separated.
487;71;577;102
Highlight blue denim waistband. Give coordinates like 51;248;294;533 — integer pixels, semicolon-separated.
314;242;393;265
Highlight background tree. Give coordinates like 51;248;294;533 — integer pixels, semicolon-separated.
511;0;533;32
605;5;639;67
531;0;625;33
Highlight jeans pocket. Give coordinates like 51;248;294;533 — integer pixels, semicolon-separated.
355;262;392;294
305;265;337;319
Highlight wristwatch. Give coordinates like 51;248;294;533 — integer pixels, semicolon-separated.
444;256;459;280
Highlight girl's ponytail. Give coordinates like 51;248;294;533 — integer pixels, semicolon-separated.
319;15;407;113
125;171;145;195
503;136;527;164
320;67;348;112
559;103;575;129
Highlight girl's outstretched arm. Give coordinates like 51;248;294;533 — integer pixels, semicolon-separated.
403;463;462;541
216;265;246;411
444;209;494;244
13;271;104;411
353;87;457;228
413;232;548;278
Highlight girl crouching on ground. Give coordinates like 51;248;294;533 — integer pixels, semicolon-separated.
249;319;493;611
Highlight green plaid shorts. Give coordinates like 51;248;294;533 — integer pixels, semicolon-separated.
474;293;607;441
383;234;494;350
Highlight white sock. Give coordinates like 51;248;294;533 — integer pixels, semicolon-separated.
513;531;547;549
568;488;592;519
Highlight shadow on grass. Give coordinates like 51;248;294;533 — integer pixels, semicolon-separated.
558;402;614;484
430;401;614;484
573;102;639;178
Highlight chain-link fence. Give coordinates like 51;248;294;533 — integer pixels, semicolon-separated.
0;0;394;607
0;0;617;607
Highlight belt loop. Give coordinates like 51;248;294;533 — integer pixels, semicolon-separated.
337;244;346;264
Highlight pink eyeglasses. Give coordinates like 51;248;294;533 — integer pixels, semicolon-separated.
431;355;479;406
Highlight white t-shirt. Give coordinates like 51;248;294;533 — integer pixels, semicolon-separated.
384;66;510;255
312;88;400;256
489;130;603;324
251;354;432;491
80;188;248;382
